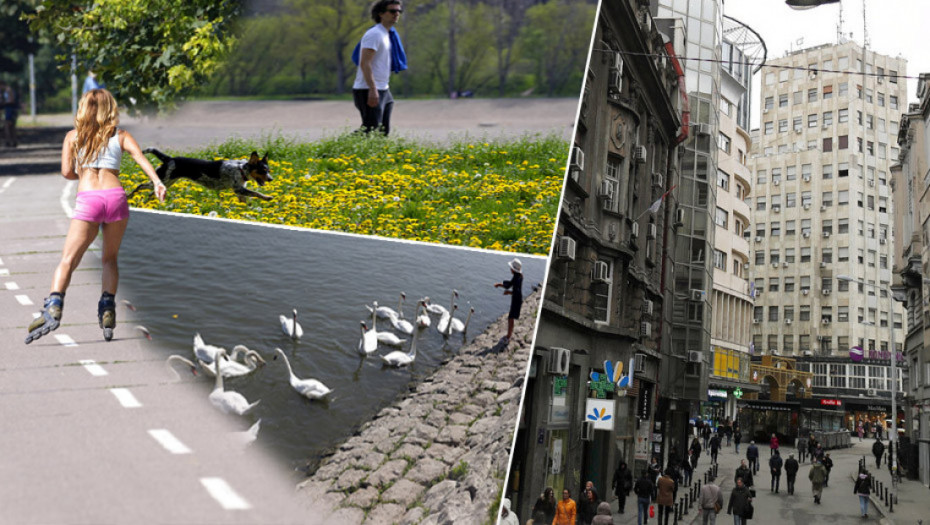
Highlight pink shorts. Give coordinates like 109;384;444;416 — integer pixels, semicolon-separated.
72;187;130;223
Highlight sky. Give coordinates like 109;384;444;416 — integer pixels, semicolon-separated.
723;0;929;129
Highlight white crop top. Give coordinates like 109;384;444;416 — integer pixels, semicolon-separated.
80;131;122;170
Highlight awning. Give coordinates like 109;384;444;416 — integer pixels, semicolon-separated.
708;377;762;392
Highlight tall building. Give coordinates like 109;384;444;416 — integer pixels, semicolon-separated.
506;1;686;518
749;41;906;438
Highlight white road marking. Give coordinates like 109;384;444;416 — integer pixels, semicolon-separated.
54;334;78;347
110;388;142;408
15;295;32;306
0;256;4;265
79;359;108;376
2;178;14;189
200;478;251;510
60;181;75;218
148;429;192;454
0;268;9;276
5;282;19;290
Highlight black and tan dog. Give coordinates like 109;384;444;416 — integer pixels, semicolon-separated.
127;149;274;201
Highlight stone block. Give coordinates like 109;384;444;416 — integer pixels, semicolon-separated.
422;479;458;510
365;503;407;525
381;478;425;507
405;457;448;485
367;459;408;488
344;486;380;508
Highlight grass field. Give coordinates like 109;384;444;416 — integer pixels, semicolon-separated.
122;133;567;255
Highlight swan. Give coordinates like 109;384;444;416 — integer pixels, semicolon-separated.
121;299;137;312
135;325;152;340
166;354;199;380
280;308;303;340
435;290;459;333
365;295;403;320
381;326;418;367
231;419;261;447
388;313;414;335
449;304;474;334
200;345;266;378
376;330;407;346
193;333;225;365
423;295;448;316
358;321;378;355
208;349;260;416
415;300;431;328
274;348;332;399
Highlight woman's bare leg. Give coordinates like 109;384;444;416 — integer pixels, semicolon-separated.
100;218;128;294
50;219;100;293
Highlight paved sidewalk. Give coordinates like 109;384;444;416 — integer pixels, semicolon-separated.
845;439;929;525
0;133;316;523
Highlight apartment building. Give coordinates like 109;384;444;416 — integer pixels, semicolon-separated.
750;41;906;431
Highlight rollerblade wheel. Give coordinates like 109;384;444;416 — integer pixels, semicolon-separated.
103;327;114;341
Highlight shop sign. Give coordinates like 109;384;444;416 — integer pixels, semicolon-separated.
820;399;842;407
734;387;743;399
585;398;615;430
637;382;654;419
708;389;728;400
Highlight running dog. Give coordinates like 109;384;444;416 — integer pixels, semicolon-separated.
127;149;274;202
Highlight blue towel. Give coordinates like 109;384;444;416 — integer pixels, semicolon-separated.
352;26;407;74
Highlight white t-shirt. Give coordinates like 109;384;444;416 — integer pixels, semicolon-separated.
353;24;392;91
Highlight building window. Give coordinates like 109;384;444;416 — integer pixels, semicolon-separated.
592;259;612;323
808;114;818;128
715;207;728;228
786;193;796;208
890;95;898;110
779;93;788;107
838;108;848;123
823;164;833;179
838;246;849;261
786;220;796;236
785;277;795;292
714;249;727;270
764;96;774;110
785;248;795;263
838;135;848;149
765;122;774;135
717;170;729;191
779;119;788;133
808;88;817;102
823;137;833;152
838;218;849;233
793;91;803;104
800;247;811;263
769;306;779;322
838;190;849;205
822;191;833;207
769;278;779;292
718;132;732;153
800;305;811;322
823;111;833;126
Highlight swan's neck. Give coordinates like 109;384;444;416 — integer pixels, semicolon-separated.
408;332;418;358
464;310;473;327
214;354;224;391
279;350;296;378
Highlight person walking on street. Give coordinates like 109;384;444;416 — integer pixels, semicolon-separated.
554;489;577;525
809;459;827;504
682;450;695;486
702;424;712;449
698;479;724;525
727;477;753;525
1;80;20;148
656;469;676;525
499;498;519;525
822;453;834;487
532;487;557;524
734;428;743;454
769;433;779;458
768;450;783;493
634;470;655;525
735;459;754;489
351;0;407;136
579;487;600;525
857;423;864;442
494;258;523;344
710;433;722;464
784;453;799;495
872;438;885;468
797;436;808;464
612;460;633;514
746;441;760;475
590;501;614;525
853;470;872;518
690;437;703;469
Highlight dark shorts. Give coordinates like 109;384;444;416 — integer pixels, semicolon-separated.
353;88;394;136
509;297;522;319
3;107;16;122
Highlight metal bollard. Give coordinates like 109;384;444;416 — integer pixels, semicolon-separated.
889;496;894;513
884;487;889;506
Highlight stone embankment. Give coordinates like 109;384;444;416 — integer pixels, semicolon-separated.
297;290;540;525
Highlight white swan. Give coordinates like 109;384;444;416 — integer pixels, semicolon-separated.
193;333;225;365
208;349;260;416
381;327;418;367
231;419;261;447
274;348;332;399
415;300;431;328
280;308;303;340
200;345;266;378
358;321;378;355
423;294;449;316
166;354;199;380
435;290;459;333
388;314;414;335
366;296;402;320
449;304;474;334
135;325;152;340
376;330;407;346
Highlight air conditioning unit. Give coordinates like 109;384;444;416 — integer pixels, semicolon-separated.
823;123;830;129
634;146;647;163
764;108;770;114
548;347;571;375
753;319;761;324
774;180;781;186
570;146;585;171
690;289;704;302
803;232;811;238
696;123;711;136
804;175;811;182
772;262;779;268
823;289;832;295
608;71;623;95
570;168;582;184
803;350;813;356
880;237;886;244
755;236;763;242
804;204;811;210
653;173;665;188
823;231;831;238
785;318;792;325
688;350;703;363
867;388;877;397
558;236;577;260
640;321;652;337
647;223;657;239
593;261;610;282
773;205;781;213
630;222;640;239
795;128;802;134
869;179;874;187
581;421;595;441
613;51;624;73
743;263;750;270
820;262;827;268
782;262;789;268
802;289;810;295
821;205;827;211
643;300;654;315
634;353;646;373
602;198;614;212
597;180;614;200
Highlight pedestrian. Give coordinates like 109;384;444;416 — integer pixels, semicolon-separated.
494;258;523;344
853;470;872;518
554;488;577;525
1;80;19;148
351;0;407;135
500;497;520;525
656;469;676;525
532;487;557;524
857;423;864;442
647;456;662;500
590;501;614;525
872;438;885;468
710;433;721;464
746;441;759;475
82;69;104;95
734;428;742;454
809;459;827;504
634;470;655;525
769;433;779;458
727;477;753;525
611;460;633;514
579;486;600;525
734;459;754;489
813;444;825;463
690;437;703;469
796;435;808;464
23;89;166;345
768;449;782;493
725;425;733;447
822;453;834;487
698;479;723;525
702;424;711;449
783;453;799;495
682;450;694;486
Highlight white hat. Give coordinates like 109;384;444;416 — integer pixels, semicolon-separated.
509;258;522;273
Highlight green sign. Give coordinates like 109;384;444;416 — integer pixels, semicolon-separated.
734;387;743;399
553;376;568;396
587;373;615;399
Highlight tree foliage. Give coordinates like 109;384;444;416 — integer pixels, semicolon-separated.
28;0;242;113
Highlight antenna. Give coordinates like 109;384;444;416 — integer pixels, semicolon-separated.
836;0;844;44
862;0;869;49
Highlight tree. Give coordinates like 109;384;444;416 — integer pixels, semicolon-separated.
519;0;595;96
28;0;241;113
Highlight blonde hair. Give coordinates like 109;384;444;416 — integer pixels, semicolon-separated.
72;89;119;166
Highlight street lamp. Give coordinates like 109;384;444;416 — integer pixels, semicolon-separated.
837;274;899;473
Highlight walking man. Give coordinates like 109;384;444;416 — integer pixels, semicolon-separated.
634;470;655;525
734;427;742;454
872;438;885;468
822;453;834;487
746;441;760;475
727;477;752;525
710;433;721;464
797;435;808;464
612;460;633;515
784;453;799;495
698;479;723;525
768;449;783;493
735;459;754;489
809;459;827;504
352;0;407;136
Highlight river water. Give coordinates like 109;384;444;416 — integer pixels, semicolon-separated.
118;211;545;474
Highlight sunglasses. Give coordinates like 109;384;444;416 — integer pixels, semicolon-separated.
387;8;403;13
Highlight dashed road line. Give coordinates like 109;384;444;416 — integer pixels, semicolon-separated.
15;295;33;306
79;359;108;377
148;429;192;455
0;268;9;276
60;181;75;218
0;256;4;265
54;334;78;347
200;477;251;510
5;282;19;290
110;388;142;408
2;178;14;189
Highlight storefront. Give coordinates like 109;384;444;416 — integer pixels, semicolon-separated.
699;388;729;428
737;400;800;444
799;398;845;438
843;400;904;436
